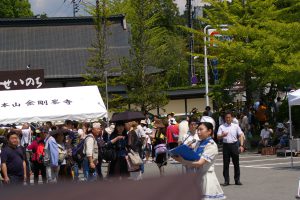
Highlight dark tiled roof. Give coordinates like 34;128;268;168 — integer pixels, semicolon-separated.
107;85;206;99
167;88;206;99
0;16;130;79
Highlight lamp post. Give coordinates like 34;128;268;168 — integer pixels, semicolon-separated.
203;25;211;107
104;71;109;124
203;24;229;107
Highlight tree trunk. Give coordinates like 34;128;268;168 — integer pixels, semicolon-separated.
244;71;253;108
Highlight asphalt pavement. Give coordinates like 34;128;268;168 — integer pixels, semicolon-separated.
29;152;300;200
141;153;300;200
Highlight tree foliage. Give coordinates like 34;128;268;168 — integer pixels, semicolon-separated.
107;0;188;112
84;0;196;112
0;0;33;18
110;0;189;88
147;0;189;87
120;0;170;112
201;0;300;107
83;0;127;113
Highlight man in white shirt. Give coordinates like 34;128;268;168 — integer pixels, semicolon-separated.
260;122;273;147
217;112;245;186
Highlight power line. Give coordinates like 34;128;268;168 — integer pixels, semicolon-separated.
59;1;74;17
48;0;67;17
72;0;82;17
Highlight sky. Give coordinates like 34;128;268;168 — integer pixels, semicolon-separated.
28;0;204;17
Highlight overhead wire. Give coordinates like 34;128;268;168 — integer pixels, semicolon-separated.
48;0;67;17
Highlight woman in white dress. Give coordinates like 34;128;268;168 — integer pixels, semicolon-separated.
173;122;225;200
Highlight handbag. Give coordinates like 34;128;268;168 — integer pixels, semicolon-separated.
57;143;67;164
125;156;140;172
102;144;117;162
154;144;168;155
127;149;143;165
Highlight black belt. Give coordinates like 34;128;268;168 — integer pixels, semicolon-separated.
223;142;237;145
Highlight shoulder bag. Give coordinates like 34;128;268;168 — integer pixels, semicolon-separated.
127;149;143;165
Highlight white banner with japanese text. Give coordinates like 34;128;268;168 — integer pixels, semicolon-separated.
0;85;107;124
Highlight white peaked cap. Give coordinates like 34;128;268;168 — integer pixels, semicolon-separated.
200;116;216;130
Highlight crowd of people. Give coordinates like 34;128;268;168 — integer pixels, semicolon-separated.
0;98;291;200
214;97;290;151
0;116;177;185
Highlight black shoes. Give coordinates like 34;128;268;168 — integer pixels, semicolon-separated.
235;181;243;185
222;182;230;186
222;181;242;186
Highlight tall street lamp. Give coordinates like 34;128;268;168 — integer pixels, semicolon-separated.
104;71;109;124
203;25;211;107
203;24;229;107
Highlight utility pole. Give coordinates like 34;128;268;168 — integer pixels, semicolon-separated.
187;0;194;85
72;0;80;17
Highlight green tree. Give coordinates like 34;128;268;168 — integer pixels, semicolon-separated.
147;0;189;87
109;0;130;15
0;0;33;18
83;0;127;112
120;0;171;112
110;0;189;88
201;0;300;107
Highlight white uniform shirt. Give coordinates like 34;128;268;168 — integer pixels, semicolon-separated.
182;131;200;149
260;129;273;139
217;123;243;144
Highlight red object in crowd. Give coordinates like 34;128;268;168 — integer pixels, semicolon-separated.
166;124;179;144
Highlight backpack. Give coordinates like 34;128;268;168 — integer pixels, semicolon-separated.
72;135;93;163
57;144;67;164
36;142;45;164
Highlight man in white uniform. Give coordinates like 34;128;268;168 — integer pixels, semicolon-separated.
217;112;245;186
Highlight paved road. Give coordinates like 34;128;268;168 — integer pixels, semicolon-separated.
215;153;300;200
141;153;300;200
30;152;300;200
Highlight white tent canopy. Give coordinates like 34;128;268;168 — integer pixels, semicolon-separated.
0;86;107;124
288;89;300;106
288;89;300;167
